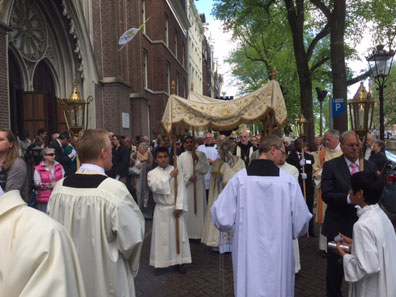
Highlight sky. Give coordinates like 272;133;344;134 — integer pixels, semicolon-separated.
194;0;373;98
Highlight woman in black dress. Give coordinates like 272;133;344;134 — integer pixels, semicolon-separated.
111;135;130;184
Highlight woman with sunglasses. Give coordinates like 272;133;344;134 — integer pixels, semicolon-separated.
33;147;65;212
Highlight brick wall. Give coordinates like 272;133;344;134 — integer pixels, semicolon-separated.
0;23;10;129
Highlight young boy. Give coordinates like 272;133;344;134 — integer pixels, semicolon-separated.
336;171;396;297
147;147;191;273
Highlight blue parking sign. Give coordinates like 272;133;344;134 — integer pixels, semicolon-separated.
332;98;345;118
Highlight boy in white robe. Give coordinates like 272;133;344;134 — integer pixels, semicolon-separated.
336;171;396;297
48;129;145;297
178;136;210;239
148;147;192;272
0;190;86;297
211;134;312;297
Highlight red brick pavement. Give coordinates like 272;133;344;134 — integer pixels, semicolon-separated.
135;222;348;296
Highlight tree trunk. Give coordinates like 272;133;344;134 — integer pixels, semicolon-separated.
285;0;315;142
330;0;348;133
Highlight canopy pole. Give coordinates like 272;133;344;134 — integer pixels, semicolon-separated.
192;128;197;214
171;83;181;254
173;133;181;254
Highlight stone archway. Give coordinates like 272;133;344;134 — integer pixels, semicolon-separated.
6;0;98;136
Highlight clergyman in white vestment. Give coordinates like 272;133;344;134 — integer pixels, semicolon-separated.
197;132;219;197
0;190;86;297
211;135;312;297
147;147;192;270
48;129;145;297
336;171;396;297
178;136;210;239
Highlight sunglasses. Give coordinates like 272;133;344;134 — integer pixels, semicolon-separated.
45;153;55;156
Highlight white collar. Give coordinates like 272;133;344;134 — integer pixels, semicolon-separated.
327;144;341;153
357;204;378;217
78;163;106;175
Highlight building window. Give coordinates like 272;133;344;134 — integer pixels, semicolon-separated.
174;31;178;58
165;14;169;47
176;71;179;96
167;61;171;94
142;0;146;33
143;50;148;88
182;44;185;66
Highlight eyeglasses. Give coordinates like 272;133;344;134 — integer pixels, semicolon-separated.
45;153;55;156
275;146;287;156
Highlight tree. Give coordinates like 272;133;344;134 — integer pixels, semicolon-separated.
213;1;331;141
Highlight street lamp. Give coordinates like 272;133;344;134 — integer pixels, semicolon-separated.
316;87;328;137
366;44;395;140
57;82;93;136
348;83;375;169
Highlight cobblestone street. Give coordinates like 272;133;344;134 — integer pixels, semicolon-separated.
135;221;348;297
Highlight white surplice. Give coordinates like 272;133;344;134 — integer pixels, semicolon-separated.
197;144;219;190
178;150;210;239
201;156;245;247
0;190;86;297
279;162;301;274
343;204;396;297
211;168;312;297
48;171;145;297
147;165;192;267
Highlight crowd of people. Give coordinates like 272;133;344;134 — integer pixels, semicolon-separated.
1;127;395;297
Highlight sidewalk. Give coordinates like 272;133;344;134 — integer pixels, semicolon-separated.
135;222;348;296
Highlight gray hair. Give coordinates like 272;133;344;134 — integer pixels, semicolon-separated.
138;142;149;151
340;130;356;144
40;147;55;157
324;129;340;139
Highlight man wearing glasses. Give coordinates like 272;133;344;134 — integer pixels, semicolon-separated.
211;134;312;297
321;130;376;297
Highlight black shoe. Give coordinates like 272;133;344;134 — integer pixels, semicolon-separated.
175;265;187;274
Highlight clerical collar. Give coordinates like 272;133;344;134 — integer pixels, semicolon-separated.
79;163;107;175
205;143;215;147
328;144;341;153
247;159;279;176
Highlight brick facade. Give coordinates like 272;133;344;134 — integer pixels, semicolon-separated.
0;23;11;129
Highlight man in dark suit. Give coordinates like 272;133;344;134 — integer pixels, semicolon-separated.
322;130;376;297
48;131;74;176
287;137;315;236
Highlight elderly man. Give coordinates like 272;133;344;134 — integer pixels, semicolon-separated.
321;130;376;297
235;131;254;166
313;129;343;254
212;134;311;297
197;132;219;201
48;129;145;297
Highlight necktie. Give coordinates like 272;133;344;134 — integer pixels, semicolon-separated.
350;163;358;175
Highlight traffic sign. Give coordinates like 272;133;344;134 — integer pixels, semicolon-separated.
332;98;345;118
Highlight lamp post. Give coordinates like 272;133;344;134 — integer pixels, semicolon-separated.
316;87;328;137
57;82;93;136
348;82;375;169
366;44;395;140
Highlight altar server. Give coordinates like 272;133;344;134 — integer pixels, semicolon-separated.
178;136;210;239
211;134;312;297
0;190;86;297
336;171;396;297
148;147;191;272
48;129;144;297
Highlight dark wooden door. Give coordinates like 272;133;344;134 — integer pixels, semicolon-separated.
23;92;47;142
